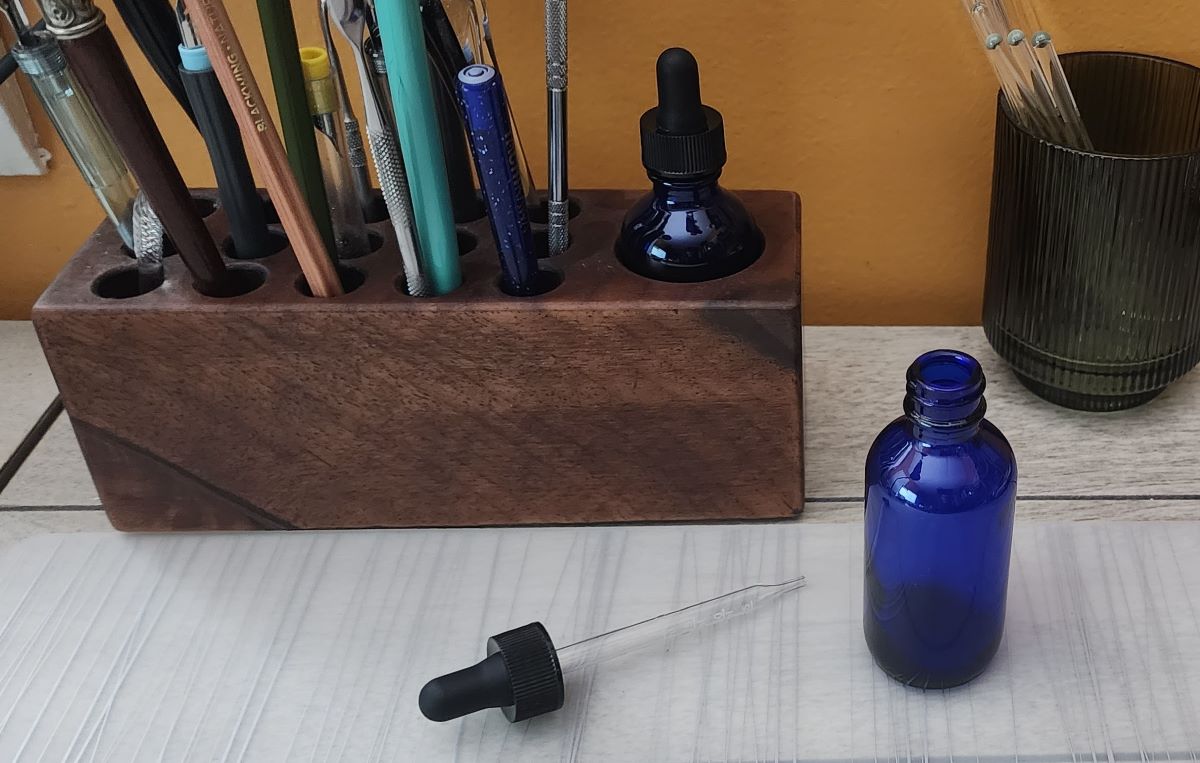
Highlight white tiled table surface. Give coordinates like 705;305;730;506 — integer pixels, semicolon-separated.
1;324;1198;542
0;523;1194;761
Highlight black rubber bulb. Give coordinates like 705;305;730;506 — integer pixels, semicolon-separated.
419;652;514;722
420;623;564;723
655;47;708;135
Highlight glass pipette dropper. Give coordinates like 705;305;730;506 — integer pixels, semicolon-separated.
419;576;806;723
964;0;1090;149
1006;0;1093;149
960;0;1040;133
1006;28;1072;144
987;0;1065;144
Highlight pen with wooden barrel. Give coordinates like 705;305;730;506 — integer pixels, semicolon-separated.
34;0;231;296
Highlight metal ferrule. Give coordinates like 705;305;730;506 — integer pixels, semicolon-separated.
9;34;67;76
36;0;104;39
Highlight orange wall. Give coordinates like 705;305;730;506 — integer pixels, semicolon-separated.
0;0;1196;322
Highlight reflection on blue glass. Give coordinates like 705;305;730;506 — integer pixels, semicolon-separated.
616;174;763;282
864;350;1018;689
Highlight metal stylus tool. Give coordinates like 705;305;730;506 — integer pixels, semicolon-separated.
544;0;568;255
328;0;427;296
319;0;374;220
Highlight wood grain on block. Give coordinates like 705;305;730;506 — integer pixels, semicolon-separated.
32;190;803;529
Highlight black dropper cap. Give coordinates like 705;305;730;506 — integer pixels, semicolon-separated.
640;48;726;178
419;622;565;723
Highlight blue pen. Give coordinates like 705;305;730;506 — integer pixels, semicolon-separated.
457;64;540;296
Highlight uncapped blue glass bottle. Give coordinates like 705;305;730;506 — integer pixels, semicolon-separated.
864;350;1017;689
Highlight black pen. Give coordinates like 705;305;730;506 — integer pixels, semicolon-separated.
420;0;485;223
113;0;196;125
175;1;271;258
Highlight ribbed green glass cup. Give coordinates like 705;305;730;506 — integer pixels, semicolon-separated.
983;52;1200;411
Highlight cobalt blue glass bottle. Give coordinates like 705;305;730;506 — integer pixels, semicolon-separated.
616;48;764;282
864;350;1017;689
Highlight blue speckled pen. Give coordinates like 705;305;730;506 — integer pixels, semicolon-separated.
457;64;539;296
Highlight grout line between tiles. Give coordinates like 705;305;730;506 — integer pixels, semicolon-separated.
0;505;104;513
0;395;62;496
808;495;1200;503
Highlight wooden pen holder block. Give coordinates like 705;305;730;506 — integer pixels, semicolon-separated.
33;189;803;530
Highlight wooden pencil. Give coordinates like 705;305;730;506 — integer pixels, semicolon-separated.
185;0;343;298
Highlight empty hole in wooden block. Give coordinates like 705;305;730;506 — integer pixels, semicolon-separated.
457;228;478;256
296;265;366;297
333;232;385;261
527;194;582;223
195;264;268;298
363;190;388;224
533;228;574;259
92;266;164;299
497;267;564;297
220;228;289;260
457;193;488;224
192;195;218;219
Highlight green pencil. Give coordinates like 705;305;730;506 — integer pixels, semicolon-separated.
255;0;337;258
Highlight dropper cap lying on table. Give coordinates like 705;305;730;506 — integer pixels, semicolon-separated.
419;577;805;723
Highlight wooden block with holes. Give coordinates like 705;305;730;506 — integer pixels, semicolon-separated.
32;189;804;529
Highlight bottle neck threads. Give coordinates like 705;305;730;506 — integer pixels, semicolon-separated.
903;350;987;438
